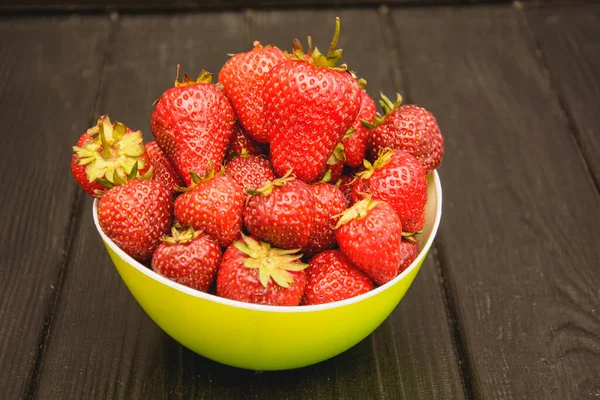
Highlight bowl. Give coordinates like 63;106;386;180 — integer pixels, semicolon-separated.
93;171;442;371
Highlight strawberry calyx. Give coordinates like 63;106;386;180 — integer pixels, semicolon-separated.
161;223;202;245
334;197;383;229
177;163;222;192
401;231;422;243
356;149;394;180
73;115;148;188
174;64;213;88
234;234;308;288
360;91;403;129
357;78;367;90
286;17;347;71
248;169;294;197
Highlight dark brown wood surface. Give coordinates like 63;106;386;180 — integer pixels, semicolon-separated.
391;5;600;399
0;16;109;400
526;4;600;188
0;3;598;400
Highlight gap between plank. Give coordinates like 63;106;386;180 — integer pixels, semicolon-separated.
24;12;122;400
379;6;475;400
514;3;600;193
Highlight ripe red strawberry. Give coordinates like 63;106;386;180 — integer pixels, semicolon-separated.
219;42;286;143
97;179;172;260
303;250;374;305
335;198;402;285
225;123;268;161
174;170;244;248
243;171;315;249
151;67;235;186
337;174;356;205
264;18;361;183
303;180;347;257
216;235;308;306
145;141;184;195
151;225;221;292
341;79;377;167
352;149;427;233
71;115;150;197
224;152;275;198
398;238;420;274
366;93;443;173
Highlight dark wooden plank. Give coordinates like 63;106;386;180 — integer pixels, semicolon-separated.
390;5;600;399
0;0;500;12
526;4;600;187
34;12;255;400
249;8;465;399
0;16;109;398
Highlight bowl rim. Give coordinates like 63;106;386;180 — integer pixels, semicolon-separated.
93;171;442;313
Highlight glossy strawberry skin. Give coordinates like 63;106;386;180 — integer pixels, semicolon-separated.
244;179;315;249
352;150;427;233
152;233;222;292
145;141;184;195
225;156;275;198
219;44;286;143
336;201;402;285
264;61;361;183
303;250;373;305
216;241;306;306
399;239;420;275
303;183;348;257
338;174;356;205
174;175;244;248
369;105;444;173
343;90;377;167
151;83;235;186
98;180;173;260
225;124;268;161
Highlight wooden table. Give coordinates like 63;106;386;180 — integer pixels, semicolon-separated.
1;1;599;398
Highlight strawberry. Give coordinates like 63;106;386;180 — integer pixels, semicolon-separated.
219;42;286;143
352;149;427;233
303;176;348;257
303;250;373;305
337;174;356;205
225;123;268;161
151;225;221;292
145;141;184;195
264;18;361;183
243;171;315;249
97;179;172;260
398;237;420;274
341;79;377;167
366;93;443;173
224;151;275;199
335;198;402;285
174;169;244;248
216;235;308;306
319;143;345;184
71;115;150;197
151;67;235;186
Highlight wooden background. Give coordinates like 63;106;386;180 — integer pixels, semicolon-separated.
0;1;598;399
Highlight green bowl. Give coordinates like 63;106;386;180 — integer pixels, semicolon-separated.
93;171;442;371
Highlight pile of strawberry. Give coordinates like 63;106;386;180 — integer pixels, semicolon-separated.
70;18;443;307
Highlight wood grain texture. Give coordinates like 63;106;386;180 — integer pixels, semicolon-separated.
526;4;600;188
34;12;254;400
390;5;600;399
0;16;109;399
0;0;502;12
36;9;464;400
